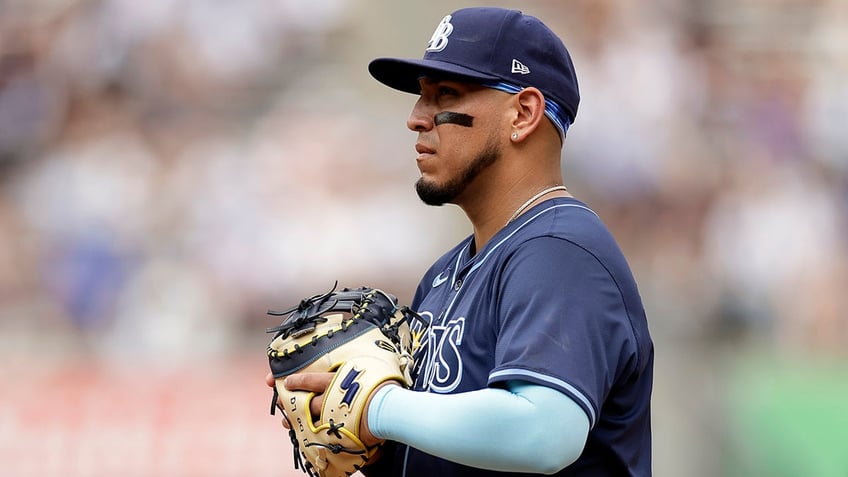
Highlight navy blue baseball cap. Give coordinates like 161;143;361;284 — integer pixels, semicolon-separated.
369;7;580;134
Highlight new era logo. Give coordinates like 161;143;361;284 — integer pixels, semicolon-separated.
511;59;530;74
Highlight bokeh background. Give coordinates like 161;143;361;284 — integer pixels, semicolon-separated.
1;0;846;475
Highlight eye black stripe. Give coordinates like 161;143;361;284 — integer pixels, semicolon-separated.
434;111;474;127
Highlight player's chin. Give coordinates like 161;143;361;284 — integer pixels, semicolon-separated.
415;177;454;206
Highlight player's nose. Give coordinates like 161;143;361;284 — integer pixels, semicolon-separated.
407;96;434;133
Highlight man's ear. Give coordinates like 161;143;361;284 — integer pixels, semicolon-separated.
509;87;546;142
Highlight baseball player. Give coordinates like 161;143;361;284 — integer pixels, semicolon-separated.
275;7;653;476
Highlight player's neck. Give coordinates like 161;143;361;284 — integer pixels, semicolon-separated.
464;182;571;256
460;146;567;254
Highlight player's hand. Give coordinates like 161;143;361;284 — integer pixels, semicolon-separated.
266;371;391;448
284;372;334;419
266;371;334;427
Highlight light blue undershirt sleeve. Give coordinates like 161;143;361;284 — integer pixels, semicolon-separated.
367;380;589;474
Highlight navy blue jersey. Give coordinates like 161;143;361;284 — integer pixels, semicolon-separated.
387;197;653;477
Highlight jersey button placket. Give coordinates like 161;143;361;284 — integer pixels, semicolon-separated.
453;279;462;291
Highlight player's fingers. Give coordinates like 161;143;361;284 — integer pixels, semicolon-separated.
310;393;325;419
265;372;275;388
282;373;333;421
284;372;335;393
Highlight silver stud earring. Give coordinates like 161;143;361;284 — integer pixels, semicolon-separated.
511;132;519;140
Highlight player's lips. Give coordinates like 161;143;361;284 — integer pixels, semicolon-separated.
415;143;436;161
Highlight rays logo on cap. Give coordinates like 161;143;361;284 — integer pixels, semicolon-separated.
426;15;453;52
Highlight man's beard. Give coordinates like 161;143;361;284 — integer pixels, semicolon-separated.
415;139;501;206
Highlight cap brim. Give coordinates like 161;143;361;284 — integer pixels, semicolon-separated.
369;57;501;94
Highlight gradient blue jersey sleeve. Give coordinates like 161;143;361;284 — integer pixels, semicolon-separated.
489;234;643;426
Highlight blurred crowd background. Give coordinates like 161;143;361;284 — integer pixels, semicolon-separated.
1;0;846;475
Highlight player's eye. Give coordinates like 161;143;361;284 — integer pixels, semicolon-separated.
436;86;458;98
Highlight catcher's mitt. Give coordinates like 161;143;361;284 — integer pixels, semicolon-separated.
266;283;424;477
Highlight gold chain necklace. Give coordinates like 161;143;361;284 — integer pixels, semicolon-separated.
507;185;569;224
